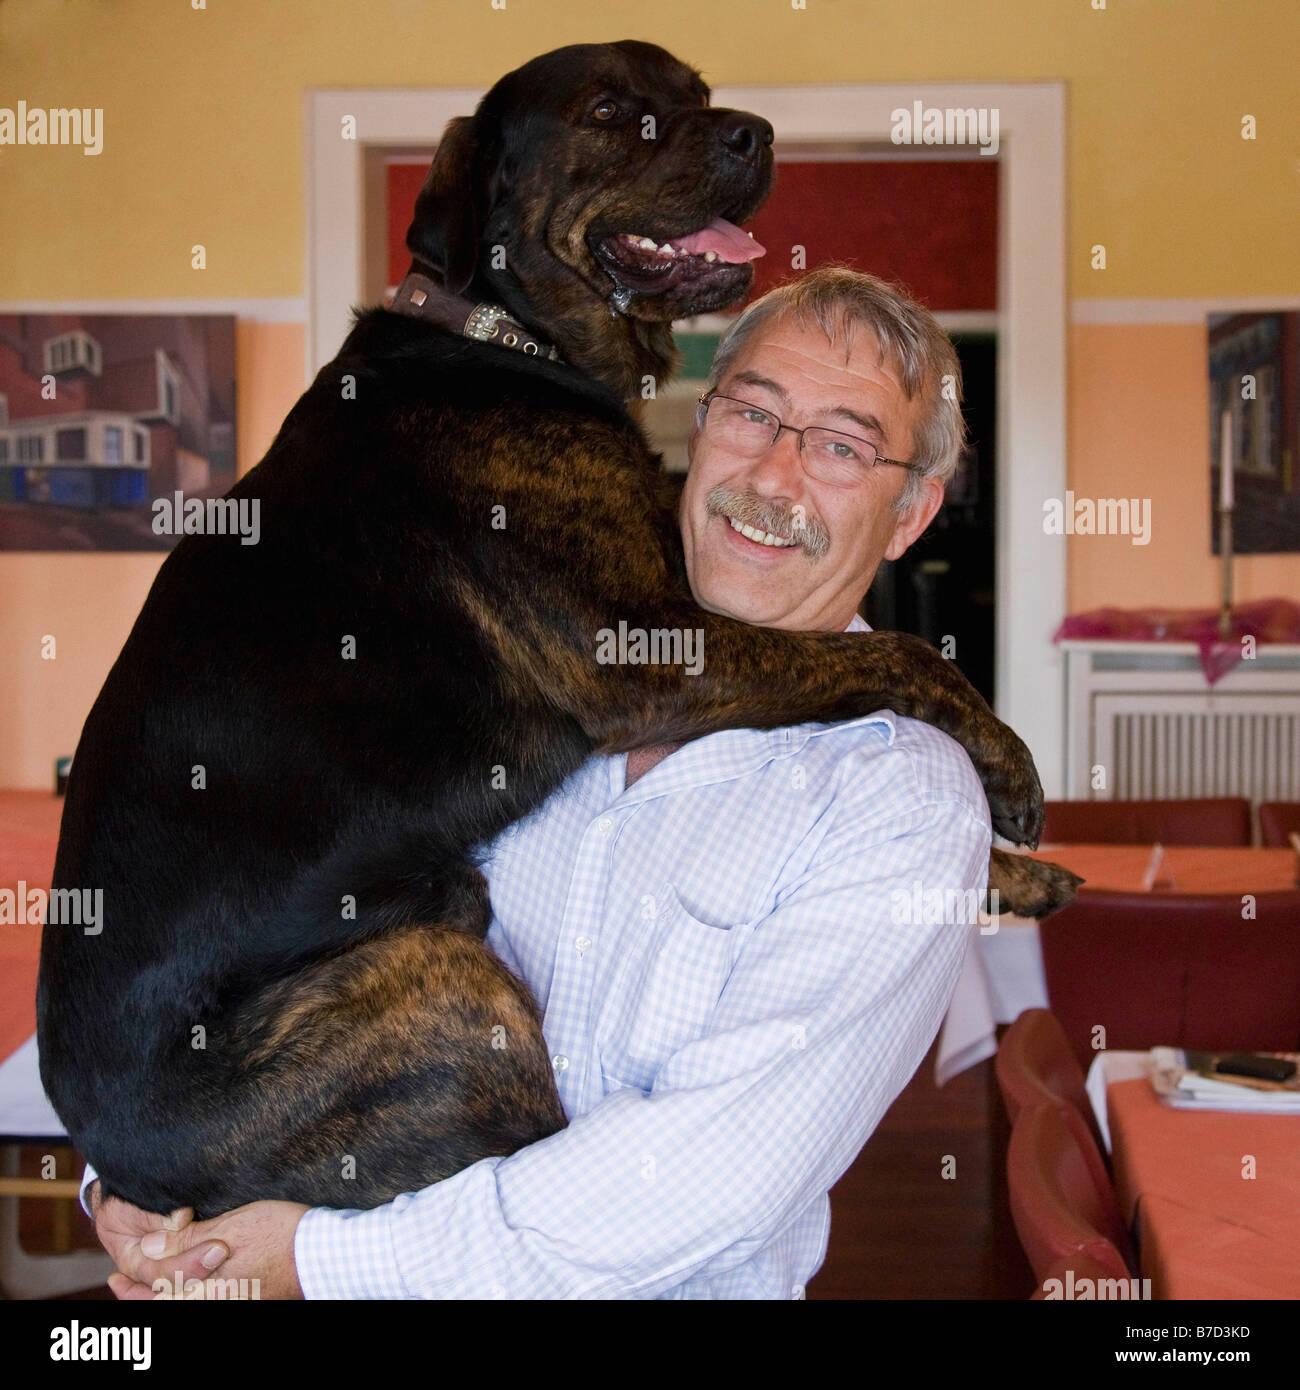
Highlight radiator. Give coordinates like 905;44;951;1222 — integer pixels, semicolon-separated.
1099;700;1300;801
1062;641;1300;803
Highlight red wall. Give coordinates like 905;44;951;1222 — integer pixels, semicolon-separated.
386;157;998;313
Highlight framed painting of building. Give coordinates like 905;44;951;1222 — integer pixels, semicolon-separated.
0;313;236;551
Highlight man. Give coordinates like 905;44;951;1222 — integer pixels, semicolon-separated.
89;266;992;1299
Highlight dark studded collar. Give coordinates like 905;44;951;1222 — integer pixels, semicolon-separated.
388;271;562;363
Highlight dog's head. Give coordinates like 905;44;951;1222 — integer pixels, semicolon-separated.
405;40;774;397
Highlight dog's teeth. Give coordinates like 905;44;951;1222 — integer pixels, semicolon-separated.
704;251;718;263
748;231;754;238
660;242;675;254
638;236;658;250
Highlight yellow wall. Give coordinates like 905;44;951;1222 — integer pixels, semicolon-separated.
2;0;1298;786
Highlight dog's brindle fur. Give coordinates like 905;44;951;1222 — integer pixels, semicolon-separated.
38;41;1078;1219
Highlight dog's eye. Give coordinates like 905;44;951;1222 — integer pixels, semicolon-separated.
591;100;619;121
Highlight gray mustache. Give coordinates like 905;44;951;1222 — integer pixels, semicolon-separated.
704;485;831;560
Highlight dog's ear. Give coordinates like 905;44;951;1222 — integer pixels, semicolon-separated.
406;116;488;296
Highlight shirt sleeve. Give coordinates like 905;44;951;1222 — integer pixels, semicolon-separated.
294;743;991;1299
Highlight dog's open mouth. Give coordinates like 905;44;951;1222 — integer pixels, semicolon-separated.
590;216;766;294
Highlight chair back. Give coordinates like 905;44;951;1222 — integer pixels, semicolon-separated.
1259;801;1300;849
996;1007;1106;1156
1040;889;1300;1069
1043;797;1250;846
1007;1101;1137;1281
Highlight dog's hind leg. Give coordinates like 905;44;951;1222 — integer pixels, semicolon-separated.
986;849;1084;920
99;923;565;1218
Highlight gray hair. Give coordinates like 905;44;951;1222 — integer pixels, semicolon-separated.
703;265;966;512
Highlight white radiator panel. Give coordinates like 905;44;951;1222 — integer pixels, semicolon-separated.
1096;698;1300;801
1061;641;1300;804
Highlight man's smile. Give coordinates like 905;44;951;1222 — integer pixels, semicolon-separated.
723;514;801;549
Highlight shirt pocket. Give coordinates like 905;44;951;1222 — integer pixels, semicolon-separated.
598;883;747;1091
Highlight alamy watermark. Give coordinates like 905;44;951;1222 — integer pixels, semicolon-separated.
890;881;1000;932
595;621;704;676
0;102;103;156
1;882;102;934
49;1323;149;1368
1041;1270;1152;1300
152;491;260;545
1043;492;1151;545
152;1271;262;1300
891;102;999;157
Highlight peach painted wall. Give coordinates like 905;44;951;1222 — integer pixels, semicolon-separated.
0;323;304;787
1068;324;1298;611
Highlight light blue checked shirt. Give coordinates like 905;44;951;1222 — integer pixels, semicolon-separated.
290;614;993;1299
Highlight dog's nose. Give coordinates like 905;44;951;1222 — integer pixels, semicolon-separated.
718;114;775;163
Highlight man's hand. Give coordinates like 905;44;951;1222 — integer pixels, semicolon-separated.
89;1180;308;1300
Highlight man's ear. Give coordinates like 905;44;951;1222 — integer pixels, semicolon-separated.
884;476;945;562
406;115;488;295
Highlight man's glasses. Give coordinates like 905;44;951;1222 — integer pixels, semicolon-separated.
695;392;921;487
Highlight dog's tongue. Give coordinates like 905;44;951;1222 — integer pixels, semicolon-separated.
672;218;766;263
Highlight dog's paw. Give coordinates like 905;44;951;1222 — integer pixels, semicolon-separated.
980;727;1045;848
986;848;1083;920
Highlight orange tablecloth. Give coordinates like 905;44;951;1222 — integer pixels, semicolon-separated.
0;790;65;1064
1027;844;1298;895
1106;1077;1300;1299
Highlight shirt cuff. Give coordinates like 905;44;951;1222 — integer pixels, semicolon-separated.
295;1200;411;1300
80;1162;98;1219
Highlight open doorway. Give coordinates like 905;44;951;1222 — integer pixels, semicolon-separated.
314;81;1065;787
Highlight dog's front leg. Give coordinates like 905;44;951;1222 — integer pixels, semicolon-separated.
542;605;1044;848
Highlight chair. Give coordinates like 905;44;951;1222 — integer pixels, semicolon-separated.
1040;889;1300;1070
1259;801;1300;849
1042;796;1251;847
1007;1101;1137;1282
995;1008;1106;1157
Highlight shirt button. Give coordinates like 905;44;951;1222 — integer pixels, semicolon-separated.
597;816;615;835
551;1054;569;1073
574;935;592;955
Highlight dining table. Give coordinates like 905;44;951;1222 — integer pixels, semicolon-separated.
1087;1051;1300;1300
935;842;1300;1084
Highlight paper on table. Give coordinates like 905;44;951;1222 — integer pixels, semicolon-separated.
1148;1047;1300;1112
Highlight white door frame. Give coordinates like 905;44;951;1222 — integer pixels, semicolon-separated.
306;82;1067;795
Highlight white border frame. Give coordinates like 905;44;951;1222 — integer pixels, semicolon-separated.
307;82;1067;792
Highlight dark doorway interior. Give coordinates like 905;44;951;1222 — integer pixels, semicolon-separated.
864;333;997;707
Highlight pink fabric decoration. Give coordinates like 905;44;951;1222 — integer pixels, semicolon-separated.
1053;597;1300;685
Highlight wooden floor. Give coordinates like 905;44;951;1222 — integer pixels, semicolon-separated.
810;1035;1032;1299
8;1036;1030;1301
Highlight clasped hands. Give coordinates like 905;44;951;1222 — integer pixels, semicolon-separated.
89;1181;308;1300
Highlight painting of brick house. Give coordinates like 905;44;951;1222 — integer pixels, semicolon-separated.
0;313;235;550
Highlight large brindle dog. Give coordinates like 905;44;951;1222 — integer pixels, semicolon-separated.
39;40;1077;1219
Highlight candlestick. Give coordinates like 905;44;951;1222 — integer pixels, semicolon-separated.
1217;407;1234;640
1218;508;1233;639
1219;408;1234;511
